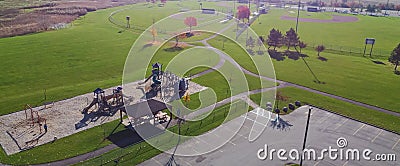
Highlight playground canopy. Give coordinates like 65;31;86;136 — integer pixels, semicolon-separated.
125;99;171;118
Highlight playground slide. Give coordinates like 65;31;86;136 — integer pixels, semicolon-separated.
138;75;153;85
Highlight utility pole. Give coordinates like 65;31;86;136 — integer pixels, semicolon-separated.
385;0;390;16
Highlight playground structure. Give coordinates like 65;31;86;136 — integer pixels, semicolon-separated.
82;87;126;115
139;62;163;93
3;104;47;151
137;62;190;102
24;104;47;133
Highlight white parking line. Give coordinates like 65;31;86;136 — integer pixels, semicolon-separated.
228;140;236;146
392;138;400;150
353;124;365;135
241;115;269;127
334;119;348;130
182;160;193;166
152;158;163;166
371;130;383;143
207;130;220;138
222;124;248;139
313;160;321;166
194;137;223;153
317;113;333;124
342;161;348;166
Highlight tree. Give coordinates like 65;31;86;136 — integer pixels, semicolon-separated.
389;43;400;71
257;36;264;51
246;36;255;49
366;4;375;13
160;0;167;3
184;17;197;32
174;33;187;48
315;45;325;56
237;5;250;23
275;91;289;109
298;41;307;53
284;28;299;50
150;27;157;42
267;28;283;50
395;5;400;14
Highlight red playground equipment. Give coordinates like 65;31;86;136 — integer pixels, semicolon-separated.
24;104;46;133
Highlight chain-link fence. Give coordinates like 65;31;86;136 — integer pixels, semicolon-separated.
306;42;391;59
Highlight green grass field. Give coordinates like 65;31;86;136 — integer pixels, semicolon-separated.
251;9;400;57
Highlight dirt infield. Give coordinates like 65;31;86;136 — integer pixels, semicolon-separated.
280;15;359;23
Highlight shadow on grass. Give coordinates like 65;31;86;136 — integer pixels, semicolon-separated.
268;50;285;61
372;60;385;65
313;80;326;84
163;46;183;52
394;70;400;75
285;50;299;60
317;56;328;62
107;124;164;148
257;50;264;55
246;49;255;56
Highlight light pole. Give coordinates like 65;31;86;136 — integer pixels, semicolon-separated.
295;0;301;33
385;0;390;16
299;107;312;166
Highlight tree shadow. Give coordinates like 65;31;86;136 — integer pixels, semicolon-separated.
141;43;154;51
299;53;308;58
268;50;285;61
246;49;255;56
269;116;293;131
163;46;183;52
284;50;301;60
394;70;400;75
317;56;328;61
371;60;385;65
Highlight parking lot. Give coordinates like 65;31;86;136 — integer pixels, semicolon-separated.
139;106;399;166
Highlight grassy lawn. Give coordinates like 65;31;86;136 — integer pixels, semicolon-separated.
0;6;138;115
0;0;240;116
0;119;126;165
212;26;400;112
251;8;400;58
272;49;400;112
250;87;400;134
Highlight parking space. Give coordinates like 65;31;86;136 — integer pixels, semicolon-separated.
139;106;399;166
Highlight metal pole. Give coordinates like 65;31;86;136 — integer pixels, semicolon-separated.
363;43;367;56
300;107;312;166
295;0;301;33
369;43;374;57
